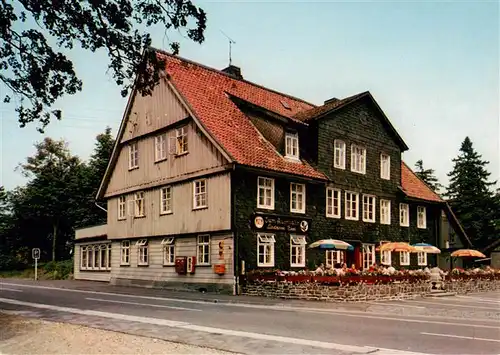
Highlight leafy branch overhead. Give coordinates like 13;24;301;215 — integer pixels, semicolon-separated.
0;0;207;132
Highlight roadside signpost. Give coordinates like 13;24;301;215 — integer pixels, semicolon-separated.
32;248;40;281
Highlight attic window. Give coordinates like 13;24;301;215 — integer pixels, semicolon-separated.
285;132;299;160
280;100;291;110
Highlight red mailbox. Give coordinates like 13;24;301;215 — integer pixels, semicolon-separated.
175;256;187;275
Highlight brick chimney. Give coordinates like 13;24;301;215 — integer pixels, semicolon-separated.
221;65;243;80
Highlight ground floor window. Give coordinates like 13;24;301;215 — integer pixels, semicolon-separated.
120;240;130;265
290;235;306;267
137;239;149;266
400;251;410;266
80;243;111;271
257;233;275;267
417;252;427;266
162;237;175;265
362;244;375;270
197;234;210;265
326;250;345;267
380;250;392;266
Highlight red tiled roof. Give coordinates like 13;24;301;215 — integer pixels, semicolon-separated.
160;52;327;180
401;162;443;202
157;51;443;201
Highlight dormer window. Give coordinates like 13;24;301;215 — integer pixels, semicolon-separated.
285;132;299;160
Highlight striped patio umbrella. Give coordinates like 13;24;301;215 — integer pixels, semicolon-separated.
379;242;418;253
450;249;486;258
308;239;354;251
412;243;441;254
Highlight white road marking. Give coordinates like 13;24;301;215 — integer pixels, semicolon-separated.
302;309;500;329
0;297;428;354
86;297;202;312
366;301;425;309
1;282;499;325
455;295;500;304
403;299;500;311
421;332;500;343
0;287;23;293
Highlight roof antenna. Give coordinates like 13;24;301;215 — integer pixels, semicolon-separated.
220;29;236;66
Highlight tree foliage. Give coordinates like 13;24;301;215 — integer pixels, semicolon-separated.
444;137;498;248
0;127;114;269
414;159;442;194
1;0;206;132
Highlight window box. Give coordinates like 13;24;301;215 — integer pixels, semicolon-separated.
312;276;340;285
285;275;312;283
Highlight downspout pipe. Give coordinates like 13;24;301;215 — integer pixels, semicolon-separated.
95;201;107;213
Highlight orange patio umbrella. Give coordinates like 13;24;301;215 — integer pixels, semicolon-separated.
450;249;486;258
378;242;418;253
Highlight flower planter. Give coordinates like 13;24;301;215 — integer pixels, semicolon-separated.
285;275;312;283
312;276;340;284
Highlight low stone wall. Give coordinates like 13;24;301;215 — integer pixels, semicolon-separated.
242;280;430;302
443;278;500;294
242;277;500;302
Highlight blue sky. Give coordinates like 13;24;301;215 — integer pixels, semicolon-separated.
1;0;499;191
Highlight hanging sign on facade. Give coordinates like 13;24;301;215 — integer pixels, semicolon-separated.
251;213;312;233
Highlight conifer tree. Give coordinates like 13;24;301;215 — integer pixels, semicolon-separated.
414;160;442;193
444;137;497;248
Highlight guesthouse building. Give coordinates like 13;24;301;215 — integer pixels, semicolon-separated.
74;48;470;293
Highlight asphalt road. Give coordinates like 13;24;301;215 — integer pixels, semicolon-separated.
0;279;499;355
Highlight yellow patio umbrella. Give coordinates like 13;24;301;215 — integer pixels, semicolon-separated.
450;249;486;258
379;242;418;253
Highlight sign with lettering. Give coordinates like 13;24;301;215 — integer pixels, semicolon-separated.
251;213;312;233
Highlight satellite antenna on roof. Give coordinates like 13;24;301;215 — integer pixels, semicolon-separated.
220;29;236;66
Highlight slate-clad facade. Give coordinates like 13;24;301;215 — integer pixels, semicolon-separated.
73;48;470;294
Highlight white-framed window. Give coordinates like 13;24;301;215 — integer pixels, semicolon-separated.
128;142;139;169
100;245;108;269
290;235;306;267
380;250;392;266
137;239;149;266
160;186;172;214
417;206;427;229
345;191;359;220
87;246;93;269
399;203;409;227
107;244;112;269
290;183;306;213
362;194;376;223
350;144;366;174
118;196;126;220
80;243;111;271
120;240;130;265
362;244;376;270
417;252;427;266
175;126;188;154
326;250;345;267
81;246;87;269
257;233;275;267
400;251;410;266
285;132;299;160
326;187;341;218
380;153;390;180
197;234;210;265
93;245;100;269
257;177;274;210
333;139;346;169
155;133;167;161
193;179;207;209
134;191;145;217
161;237;175;266
380;199;391;225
